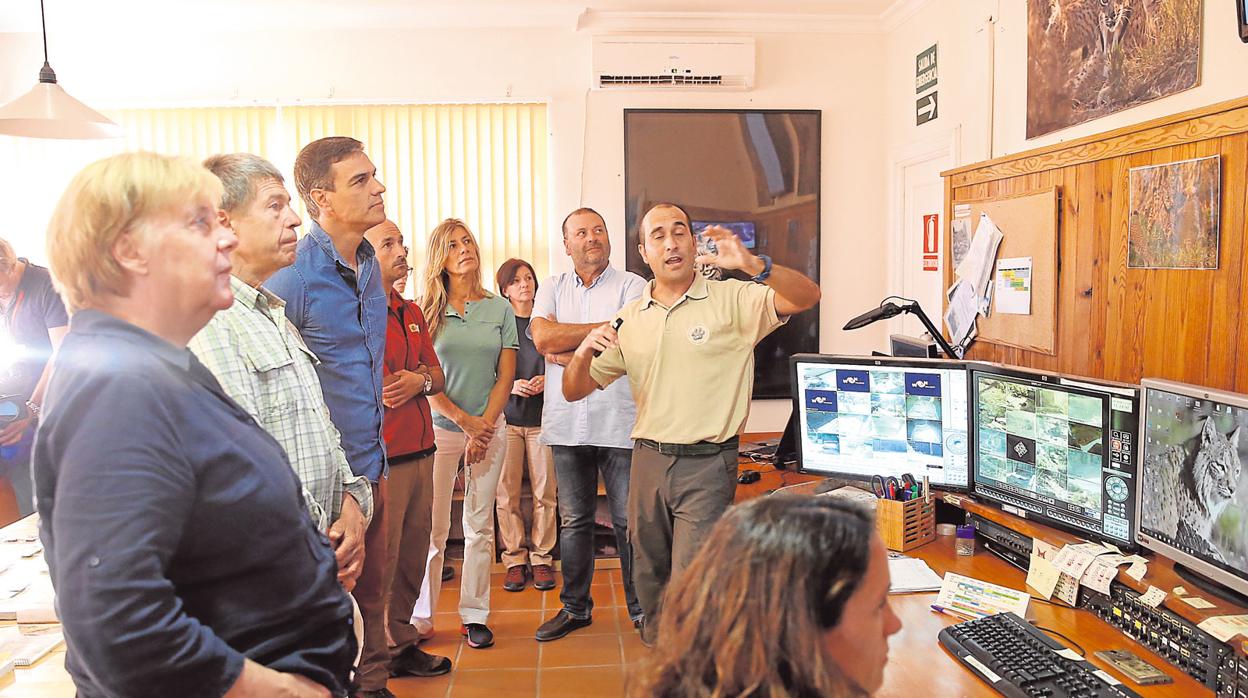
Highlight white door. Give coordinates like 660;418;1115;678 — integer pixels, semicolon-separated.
897;154;952;343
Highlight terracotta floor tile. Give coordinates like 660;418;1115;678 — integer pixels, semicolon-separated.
620;632;651;665
450;668;537;697
588;582;617;608
487;610;545;639
605;568;623;585
453;636;540;671
539;666;627;697
390;671;453;698
419;633;463;663
574;611;620;636
432;612;462;635
539;632;623;669
489;586;548;611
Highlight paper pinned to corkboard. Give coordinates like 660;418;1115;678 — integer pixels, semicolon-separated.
955;188;1059;355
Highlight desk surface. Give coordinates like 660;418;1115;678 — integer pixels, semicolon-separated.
881;535;1204;697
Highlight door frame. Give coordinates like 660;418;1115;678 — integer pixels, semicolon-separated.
886;125;961;337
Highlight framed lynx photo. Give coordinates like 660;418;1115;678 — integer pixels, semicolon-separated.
1026;0;1202;139
1128;155;1221;270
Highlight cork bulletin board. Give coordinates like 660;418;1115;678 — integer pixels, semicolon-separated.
955;188;1060;355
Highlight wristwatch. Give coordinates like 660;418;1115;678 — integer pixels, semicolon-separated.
750;254;773;283
421;372;434;394
24;401;40;420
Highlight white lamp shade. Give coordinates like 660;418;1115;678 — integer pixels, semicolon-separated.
0;81;121;140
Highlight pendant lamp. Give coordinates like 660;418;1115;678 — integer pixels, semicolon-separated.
0;0;121;139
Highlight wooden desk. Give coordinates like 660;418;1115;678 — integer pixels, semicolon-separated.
881;535;1205;697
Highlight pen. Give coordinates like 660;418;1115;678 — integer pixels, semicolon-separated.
930;604;977;621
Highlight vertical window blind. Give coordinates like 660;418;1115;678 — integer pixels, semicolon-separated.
0;102;550;288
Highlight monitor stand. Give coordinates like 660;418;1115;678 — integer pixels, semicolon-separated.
1173;563;1248;608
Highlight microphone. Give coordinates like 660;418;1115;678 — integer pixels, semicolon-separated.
842;301;910;331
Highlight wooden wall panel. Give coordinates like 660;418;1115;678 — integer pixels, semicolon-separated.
943;98;1248;392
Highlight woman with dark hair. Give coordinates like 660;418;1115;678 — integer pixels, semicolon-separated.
629;495;902;698
493;258;559;593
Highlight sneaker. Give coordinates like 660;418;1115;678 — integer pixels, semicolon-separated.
461;622;494;649
441;565;455;582
535;609;593;642
355;690;397;698
531;564;556;591
389;645;452;678
503;565;527;592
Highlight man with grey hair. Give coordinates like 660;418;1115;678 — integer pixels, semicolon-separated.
188;153;374;595
0;238;68;523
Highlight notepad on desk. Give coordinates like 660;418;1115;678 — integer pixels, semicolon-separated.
888;557;944;593
934;572;1031;619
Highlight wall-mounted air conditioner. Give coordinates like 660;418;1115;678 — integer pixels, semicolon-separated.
591;35;756;91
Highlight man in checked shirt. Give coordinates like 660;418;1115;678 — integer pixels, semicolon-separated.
189;153;373;591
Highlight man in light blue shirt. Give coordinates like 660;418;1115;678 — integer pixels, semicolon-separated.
530;207;647;642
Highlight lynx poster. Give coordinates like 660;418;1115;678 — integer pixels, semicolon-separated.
1027;0;1201;139
1128;155;1221;270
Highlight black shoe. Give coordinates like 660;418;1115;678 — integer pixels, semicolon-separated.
535;609;593;642
442;565;454;582
633;618;643;630
355;689;397;698
462;622;494;649
389;645;452;678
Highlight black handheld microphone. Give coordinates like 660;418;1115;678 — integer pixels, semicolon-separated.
842;301;909;331
593;317;624;357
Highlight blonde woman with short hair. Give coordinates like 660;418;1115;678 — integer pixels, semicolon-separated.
37;152;355;697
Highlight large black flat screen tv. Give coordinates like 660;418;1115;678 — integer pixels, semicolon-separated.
624;109;821;399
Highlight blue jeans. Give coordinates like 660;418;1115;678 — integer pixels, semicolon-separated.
552;445;642;621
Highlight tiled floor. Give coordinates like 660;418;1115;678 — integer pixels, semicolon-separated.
389;562;649;697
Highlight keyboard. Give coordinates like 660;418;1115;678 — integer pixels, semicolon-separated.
938;612;1142;697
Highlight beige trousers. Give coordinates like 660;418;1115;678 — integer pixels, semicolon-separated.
494;424;558;568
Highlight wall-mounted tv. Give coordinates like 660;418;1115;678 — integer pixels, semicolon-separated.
624;109;821;399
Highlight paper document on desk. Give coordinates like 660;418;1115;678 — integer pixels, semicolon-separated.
888;558;944;594
935;573;1030;619
1026;539;1062;599
1051;542;1111;580
1199;615;1248;643
1079;553;1130;596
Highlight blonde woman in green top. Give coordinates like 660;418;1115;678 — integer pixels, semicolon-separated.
414;218;518;650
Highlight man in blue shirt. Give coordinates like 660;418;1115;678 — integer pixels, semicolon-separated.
267;137;401;697
530;207;647;641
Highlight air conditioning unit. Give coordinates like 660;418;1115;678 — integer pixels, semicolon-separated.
591;36;755;91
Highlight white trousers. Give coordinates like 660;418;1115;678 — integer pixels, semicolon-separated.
411;417;507;628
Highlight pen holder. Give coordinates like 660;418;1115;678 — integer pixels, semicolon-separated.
874;496;936;552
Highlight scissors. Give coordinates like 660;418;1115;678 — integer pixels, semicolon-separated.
870;474;901;499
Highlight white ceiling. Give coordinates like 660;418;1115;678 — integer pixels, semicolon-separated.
1;0;908;34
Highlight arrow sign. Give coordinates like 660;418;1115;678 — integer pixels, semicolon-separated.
916;92;938;126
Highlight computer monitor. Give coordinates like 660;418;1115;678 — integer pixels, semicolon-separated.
789;354;970;490
969;364;1140;548
1136;379;1248;600
890;334;939;358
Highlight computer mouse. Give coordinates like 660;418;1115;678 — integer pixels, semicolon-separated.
737;469;761;485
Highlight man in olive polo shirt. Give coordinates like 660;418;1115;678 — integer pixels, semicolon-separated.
562;202;821;642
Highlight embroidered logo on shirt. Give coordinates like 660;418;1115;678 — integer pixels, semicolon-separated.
409;323;420;333
688;324;709;345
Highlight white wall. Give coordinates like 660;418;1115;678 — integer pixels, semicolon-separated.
0;23;889;431
884;0;1248;167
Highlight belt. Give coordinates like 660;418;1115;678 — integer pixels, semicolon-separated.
636;437;739;457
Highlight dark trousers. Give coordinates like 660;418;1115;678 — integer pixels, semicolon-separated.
628;443;738;633
385;453;435;654
551;445;643;621
353;478;389;691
